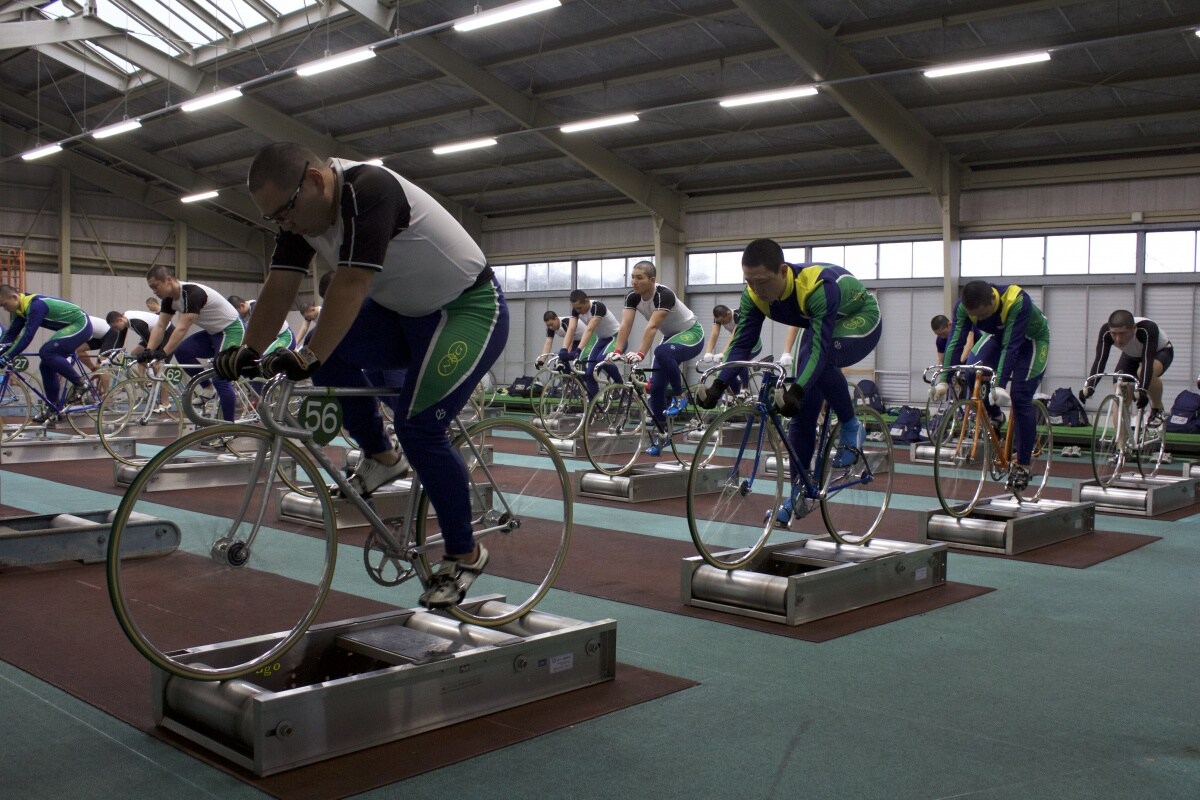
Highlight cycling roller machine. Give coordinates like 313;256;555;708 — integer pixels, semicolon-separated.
576;461;726;504
3;430;135;463
114;449;298;491
0;509;178;567
681;537;948;626
920;496;1095;554
155;601;616;776
1071;473;1198;516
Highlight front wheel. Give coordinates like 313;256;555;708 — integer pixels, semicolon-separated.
0;379;33;442
536;372;588;438
686;405;783;570
1090;394;1124;486
413;417;572;626
106;424;338;681
582;381;646;476
819;407;894;544
933;399;991;517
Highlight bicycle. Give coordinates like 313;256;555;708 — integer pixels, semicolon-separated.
1084;371;1166;486
686;361;894;568
931;365;1053;517
581;359;716;476
922;364;969;436
105;369;573;681
470;368;499;410
0;352;119;440
98;359;192;464
533;355;590;438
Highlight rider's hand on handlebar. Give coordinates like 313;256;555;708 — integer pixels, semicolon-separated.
535;353;550;368
623;351;644;366
136;348;166;364
1078;386;1094;404
778;352;793;368
701;352;715;363
1136;390;1149;410
605;350;622;363
696;379;727;409
990;386;1011;408
932;381;949;401
214;344;260;380
261;346;321;381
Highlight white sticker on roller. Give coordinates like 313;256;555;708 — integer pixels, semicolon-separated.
549;653;573;674
914;566;928;581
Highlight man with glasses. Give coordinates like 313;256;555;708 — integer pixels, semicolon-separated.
214;142;508;611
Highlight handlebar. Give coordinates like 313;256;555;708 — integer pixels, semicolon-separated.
698;359;787;384
1084;372;1143;393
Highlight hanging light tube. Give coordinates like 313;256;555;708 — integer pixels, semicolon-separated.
296;48;376;77
432;137;498;155
719;85;818;108
560;113;639;134
180;190;219;203
454;0;561;32
21;143;63;161
924;51;1051;79
181;88;243;113
92;119;142;139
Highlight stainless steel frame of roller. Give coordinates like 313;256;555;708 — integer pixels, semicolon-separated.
2;434;136;463
547;430;642;459
0;509;180;567
680;537;948;626
1185;462;1200;480
276;481;412;529
1071;473;1198;516
575;462;726;503
154;598;617;776
910;441;955;465
114;453;297;491
919;496;1095;554
685;422;750;446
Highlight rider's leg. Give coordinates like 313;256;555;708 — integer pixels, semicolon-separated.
175;330;237;422
39;329;91;406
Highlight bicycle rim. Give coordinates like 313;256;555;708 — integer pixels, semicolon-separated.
582;382;646;476
414;417;572;625
107;424;337;680
0;379;33;442
538;373;587;438
686;405;782;570
819;407;894;544
1134;414;1166;478
1027;400;1054;501
933;399;991;517
1090;394;1122;486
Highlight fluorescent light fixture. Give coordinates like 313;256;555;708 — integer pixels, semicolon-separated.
363;158;385;166
454;0;561;32
92;119;142;139
560;113;639;134
432;137;498;155
181;88;243;112
924;51;1050;79
719;85;818;108
180;190;219;203
21;143;62;161
296;48;375;77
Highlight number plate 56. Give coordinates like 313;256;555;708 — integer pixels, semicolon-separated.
299;396;342;445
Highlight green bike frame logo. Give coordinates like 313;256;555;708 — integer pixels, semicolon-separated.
438;340;470;376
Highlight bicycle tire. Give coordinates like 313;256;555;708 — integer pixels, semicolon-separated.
1025;399;1054;501
933;398;991;517
1090;394;1123;487
686;405;783;570
582;381;646;476
819;406;894;544
0;378;33;442
413;416;572;626
536;372;588;438
100;377;186;465
106;424;338;681
1134;412;1167;479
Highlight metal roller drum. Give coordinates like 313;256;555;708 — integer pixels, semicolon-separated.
689;564;789;615
578;472;632;497
163;672;264;749
923;515;1007;548
1077;484;1150;509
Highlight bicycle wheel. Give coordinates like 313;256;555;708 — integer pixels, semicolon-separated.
1090;394;1123;486
536;372;588;438
471;369;498;410
687;405;783;570
100;378;185;465
67;374;126;437
1026;399;1054;501
666;388;720;469
0;378;33;442
107;424;338;681
413;416;572;626
933;399;991;517
582;381;646;476
1135;417;1166;478
819;407;894;544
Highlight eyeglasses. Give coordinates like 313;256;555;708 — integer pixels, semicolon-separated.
261;160;309;223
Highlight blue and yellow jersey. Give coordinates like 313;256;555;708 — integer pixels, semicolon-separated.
722;263;879;391
943;284;1049;385
0;293;89;358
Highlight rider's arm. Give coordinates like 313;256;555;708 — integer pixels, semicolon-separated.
1087;323;1112;380
1;298;48;358
995;293;1033;386
635;308;668;357
143;313;173;351
612;307;636;353
160;312;198;358
705;322;721;354
1136;320;1160;385
563;316;579;347
783;324;800;358
242;270;301;354
941;303;970;378
959;330;975;363
539;327;556;357
716;293;766;385
306;268;373;362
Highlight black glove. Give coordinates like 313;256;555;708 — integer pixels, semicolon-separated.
695;379;727;410
261;346;321;381
136;348;166;364
1136;391;1149;410
214;344;260;380
773;381;805;417
1078;386;1093;404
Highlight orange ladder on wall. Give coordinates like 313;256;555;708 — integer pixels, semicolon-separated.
0;249;26;291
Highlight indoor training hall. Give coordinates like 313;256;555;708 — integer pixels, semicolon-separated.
0;1;1198;799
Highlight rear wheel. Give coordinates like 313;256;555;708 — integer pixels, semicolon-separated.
582;382;646;476
819;407;894;544
536;372;588;438
1026;400;1054;501
0;378;33;442
933;399;991;517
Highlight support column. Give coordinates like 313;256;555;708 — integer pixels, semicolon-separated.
940;153;961;315
59;169;72;299
654;216;686;300
175;220;187;280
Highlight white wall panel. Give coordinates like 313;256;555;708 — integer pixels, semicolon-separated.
1042;284;1134;397
1143;284;1199;410
686;194;940;245
482;217;654;260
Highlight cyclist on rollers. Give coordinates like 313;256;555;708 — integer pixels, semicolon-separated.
606;260;705;455
695;239;881;525
215;141;508;610
563;289;622;399
0;285;93;423
1080;310;1172;428
701;303;763;398
933;280;1050;493
536;309;582;372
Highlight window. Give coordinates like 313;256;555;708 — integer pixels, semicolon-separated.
1089;233;1136;274
1146;230;1197;273
715;251;743;283
548;261;572;289
687;253;716;285
878;242;913;279
912;241;943;278
577;259;602;289
1045;235;1089;275
1001;236;1045;276
962;239;1001;277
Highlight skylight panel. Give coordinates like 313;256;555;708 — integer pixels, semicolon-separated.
134;0;222;46
192;0;270;33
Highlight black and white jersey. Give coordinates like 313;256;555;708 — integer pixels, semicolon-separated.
268;159;488;317
545;317;582;345
159;282;239;335
623;284;695;338
572;300;620;339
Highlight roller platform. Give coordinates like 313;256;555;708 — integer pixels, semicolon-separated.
575;462;726;503
1071;473;1198;517
909;441;955;465
114;453;297;491
685;421;750;446
919;496;1095;554
681;537;948;626
154;599;616;776
0;509;180;567
2;434;136;463
275;481;411;529
1181;462;1200;480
